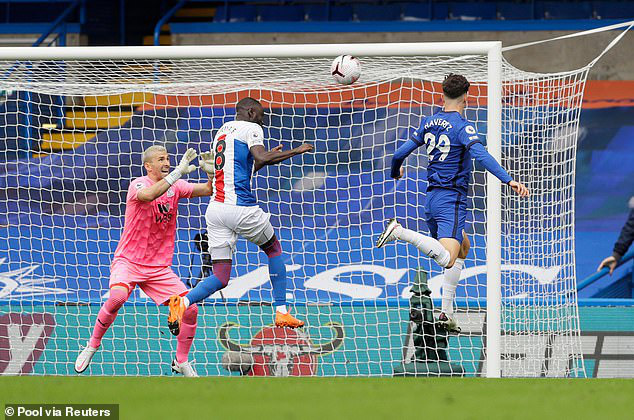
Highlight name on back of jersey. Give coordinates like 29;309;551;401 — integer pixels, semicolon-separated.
424;118;453;131
217;124;238;136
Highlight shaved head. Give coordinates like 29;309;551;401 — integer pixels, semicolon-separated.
236;97;262;114
235;97;264;126
142;145;167;163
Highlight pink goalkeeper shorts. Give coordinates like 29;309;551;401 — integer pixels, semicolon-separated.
109;257;187;305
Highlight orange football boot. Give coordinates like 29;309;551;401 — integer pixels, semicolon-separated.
167;295;185;336
275;311;305;328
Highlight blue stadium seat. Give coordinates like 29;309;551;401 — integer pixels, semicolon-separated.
332;5;355;20
537;1;593;19
304;4;326;21
594;1;634;19
450;2;497;20
497;2;534;20
433;2;450;19
258;5;305;21
228;4;258;22
305;4;354;21
0;1;70;23
401;3;432;21
213;5;228;22
354;4;402;21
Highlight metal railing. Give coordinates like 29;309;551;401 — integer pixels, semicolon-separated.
153;0;187;46
32;0;83;47
151;0;607;32
577;247;634;292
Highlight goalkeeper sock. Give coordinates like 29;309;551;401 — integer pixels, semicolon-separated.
395;227;451;268
186;274;224;305
176;304;198;363
89;287;128;348
441;258;464;316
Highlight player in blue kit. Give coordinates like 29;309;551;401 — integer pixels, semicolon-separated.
376;73;529;331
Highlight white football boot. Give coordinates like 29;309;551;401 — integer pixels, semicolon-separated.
171;359;199;377
376;218;401;248
74;342;98;373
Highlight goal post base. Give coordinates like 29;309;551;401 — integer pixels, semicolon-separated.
393;361;464;377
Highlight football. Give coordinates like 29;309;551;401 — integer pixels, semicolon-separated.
330;54;361;85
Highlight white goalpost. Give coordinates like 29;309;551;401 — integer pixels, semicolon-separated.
0;42;587;377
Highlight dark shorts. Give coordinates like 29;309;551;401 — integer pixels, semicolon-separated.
424;188;467;243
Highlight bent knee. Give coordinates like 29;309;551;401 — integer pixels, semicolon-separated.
445;257;457;269
107;286;129;309
459;232;471;259
260;236;282;258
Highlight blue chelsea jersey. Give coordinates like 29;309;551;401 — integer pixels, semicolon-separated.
411;111;482;193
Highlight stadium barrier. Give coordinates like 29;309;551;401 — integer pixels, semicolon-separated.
1;302;632;377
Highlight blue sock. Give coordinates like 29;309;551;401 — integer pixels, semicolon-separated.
268;255;287;307
186;274;224;305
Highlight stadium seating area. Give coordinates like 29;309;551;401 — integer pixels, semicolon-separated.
0;0;74;23
203;1;634;23
0;0;81;47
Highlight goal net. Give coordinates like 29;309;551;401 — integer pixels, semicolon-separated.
0;44;586;377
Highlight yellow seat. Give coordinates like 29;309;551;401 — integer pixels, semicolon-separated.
40;132;93;150
64;110;134;130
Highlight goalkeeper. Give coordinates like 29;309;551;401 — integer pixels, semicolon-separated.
376;73;529;331
74;145;216;377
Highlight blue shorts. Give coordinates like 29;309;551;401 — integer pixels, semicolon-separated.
424;188;467;243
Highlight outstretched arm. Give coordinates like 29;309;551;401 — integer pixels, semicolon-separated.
190;175;214;198
390;139;419;179
598;209;634;275
136;178;172;203
251;143;313;172
137;148;198;202
469;142;529;197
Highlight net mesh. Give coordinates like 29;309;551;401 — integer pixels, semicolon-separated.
0;51;586;377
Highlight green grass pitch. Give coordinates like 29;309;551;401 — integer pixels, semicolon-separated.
2;377;634;419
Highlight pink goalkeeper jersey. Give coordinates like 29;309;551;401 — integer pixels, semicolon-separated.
113;176;194;267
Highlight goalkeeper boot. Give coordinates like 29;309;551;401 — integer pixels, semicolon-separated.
74;342;98;373
171;359;199;378
167;295;185;336
437;312;461;334
275;311;305;329
376;218;401;248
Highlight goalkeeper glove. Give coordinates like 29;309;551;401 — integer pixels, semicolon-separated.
199;151;215;176
165;148;198;185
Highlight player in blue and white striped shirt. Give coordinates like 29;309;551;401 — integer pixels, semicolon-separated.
376;74;529;331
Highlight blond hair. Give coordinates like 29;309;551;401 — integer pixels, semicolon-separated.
142;145;167;163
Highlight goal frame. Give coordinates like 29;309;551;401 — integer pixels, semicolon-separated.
0;42;503;378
